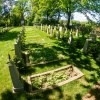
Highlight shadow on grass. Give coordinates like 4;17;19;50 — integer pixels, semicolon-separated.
82;82;100;100
26;87;64;100
20;29;100;99
0;31;20;41
20;59;67;76
1;86;64;100
24;42;67;65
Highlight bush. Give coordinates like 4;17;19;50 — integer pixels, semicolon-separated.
88;42;100;57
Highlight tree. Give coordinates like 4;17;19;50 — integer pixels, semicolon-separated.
60;0;100;28
11;0;28;26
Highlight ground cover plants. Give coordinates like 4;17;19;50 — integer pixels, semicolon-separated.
0;26;100;100
28;65;84;93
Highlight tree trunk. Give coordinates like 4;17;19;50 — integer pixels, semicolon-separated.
67;0;72;29
57;10;60;23
67;11;71;29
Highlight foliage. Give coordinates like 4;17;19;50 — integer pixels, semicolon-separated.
88;42;100;57
32;67;73;91
0;26;100;100
14;57;26;71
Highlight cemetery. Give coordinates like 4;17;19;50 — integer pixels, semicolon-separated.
0;0;100;100
0;24;100;100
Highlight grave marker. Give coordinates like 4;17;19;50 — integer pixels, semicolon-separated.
82;38;92;53
41;24;42;31
76;29;79;37
89;34;96;42
8;56;24;93
68;32;73;45
14;39;22;58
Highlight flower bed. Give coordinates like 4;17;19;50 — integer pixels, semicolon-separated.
28;65;84;93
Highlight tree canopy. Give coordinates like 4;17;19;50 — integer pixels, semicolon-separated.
0;0;100;27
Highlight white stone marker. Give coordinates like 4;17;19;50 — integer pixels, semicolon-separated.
68;32;73;45
82;38;92;53
76;29;79;37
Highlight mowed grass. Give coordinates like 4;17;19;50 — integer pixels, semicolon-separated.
0;26;100;100
0;27;22;99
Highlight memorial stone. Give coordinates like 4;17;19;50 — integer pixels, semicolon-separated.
14;40;22;58
89;34;96;42
41;24;42;31
68;32;73;45
8;59;24;92
76;29;79;37
82;38;92;53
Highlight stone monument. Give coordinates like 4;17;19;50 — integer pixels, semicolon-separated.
8;55;24;93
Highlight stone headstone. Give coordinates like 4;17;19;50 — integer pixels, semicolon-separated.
8;59;24;93
82;38;92;53
53;26;56;37
57;31;60;39
14;40;22;58
47;27;49;34
89;34;96;42
48;25;50;29
76;29;79;37
41;24;42;31
68;33;73;45
59;27;62;32
50;26;53;35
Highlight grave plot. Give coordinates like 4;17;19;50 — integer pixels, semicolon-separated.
24;27;65;65
28;65;84;93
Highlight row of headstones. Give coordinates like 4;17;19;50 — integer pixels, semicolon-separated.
35;24;100;62
14;26;25;58
8;26;25;93
34;24;79;45
82;33;100;62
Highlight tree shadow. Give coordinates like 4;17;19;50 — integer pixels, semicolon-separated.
1;89;17;100
75;93;82;100
0;31;20;41
27;86;64;100
1;86;64;100
24;42;66;65
20;27;100;99
82;82;100;100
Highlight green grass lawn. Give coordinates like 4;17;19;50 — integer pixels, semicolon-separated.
0;26;100;100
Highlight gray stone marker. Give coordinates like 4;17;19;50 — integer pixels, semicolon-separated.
47;27;49;34
14;39;22;58
50;26;53;35
8;59;24;93
96;54;100;62
68;31;73;45
59;26;62;33
89;34;96;42
41;24;42;31
57;31;60;39
82;38;92;53
76;29;79;37
53;26;56;37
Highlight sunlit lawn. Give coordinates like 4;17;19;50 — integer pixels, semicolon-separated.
0;26;100;100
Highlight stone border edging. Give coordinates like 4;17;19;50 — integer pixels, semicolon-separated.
28;64;84;94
